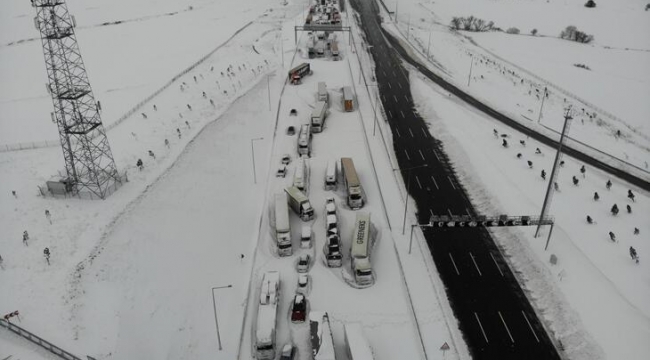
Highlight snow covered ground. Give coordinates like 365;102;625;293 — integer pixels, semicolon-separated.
2;0;648;359
379;0;650;175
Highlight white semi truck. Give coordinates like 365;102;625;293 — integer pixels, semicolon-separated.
285;186;314;221
275;193;292;256
293;155;309;194
341;157;364;209
255;271;281;360
318;82;329;103
351;212;374;286
311;101;328;133
297;123;312;157
310;311;336;360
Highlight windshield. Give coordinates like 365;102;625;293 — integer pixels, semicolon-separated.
279;243;291;249
350;194;361;200
356;269;372;277
257;343;273;351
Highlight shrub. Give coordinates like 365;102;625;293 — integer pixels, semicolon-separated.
646;3;649;11
506;27;520;34
531;28;538;36
449;16;494;32
573;63;591;70
585;0;596;8
560;25;594;44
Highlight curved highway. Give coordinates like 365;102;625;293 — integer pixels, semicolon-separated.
349;0;562;359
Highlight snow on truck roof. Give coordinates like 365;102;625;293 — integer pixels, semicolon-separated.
344;323;375;360
256;271;280;343
311;101;327;117
285;186;308;202
310;312;336;360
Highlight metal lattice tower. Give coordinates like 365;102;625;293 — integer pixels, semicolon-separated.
32;0;119;199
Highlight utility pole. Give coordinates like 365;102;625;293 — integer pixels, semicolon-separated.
535;108;573;239
251;137;263;184
467;54;474;87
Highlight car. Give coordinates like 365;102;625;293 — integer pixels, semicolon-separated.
286;126;296;135
296;254;311;273
290;294;307;323
281;154;291;165
297;274;309;294
325;196;336;216
276;165;287;178
280;343;296;360
289;108;297;116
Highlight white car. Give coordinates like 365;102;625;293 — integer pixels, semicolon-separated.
296;254;311;273
297;274;309;294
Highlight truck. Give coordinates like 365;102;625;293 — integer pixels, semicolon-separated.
342;86;354;112
297;123;312;156
293;156;308;193
310;101;328;133
324;160;337;190
331;40;339;60
316;40;325;57
285;186;314;221
310;312;336;360
275;193;292;256
341;157;364;209
255;271;281;360
318;82;329;103
344;324;375;360
308;36;316;59
351;212;374;286
289;63;311;85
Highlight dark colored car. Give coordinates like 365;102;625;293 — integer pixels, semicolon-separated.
286;126;296;135
290;294;307;323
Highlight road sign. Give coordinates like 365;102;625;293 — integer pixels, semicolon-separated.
440;342;450;350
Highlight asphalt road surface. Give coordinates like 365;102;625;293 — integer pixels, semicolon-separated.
349;0;562;359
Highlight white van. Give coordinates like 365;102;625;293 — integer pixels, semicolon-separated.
324;160;337;190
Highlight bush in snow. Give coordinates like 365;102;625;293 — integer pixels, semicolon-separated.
560;25;594;44
506;27;520;34
573;63;591;70
531;28;538;36
585;0;596;8
646;3;650;11
449;16;494;32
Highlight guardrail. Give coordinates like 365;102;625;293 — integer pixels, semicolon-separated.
0;319;84;360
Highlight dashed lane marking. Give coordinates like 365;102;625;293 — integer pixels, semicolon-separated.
396;128;401;137
474;313;489;344
490;253;504;277
431;176;439;190
404;149;410;160
388;110;392;119
522;311;540;343
421;127;428;137
419;149;425;160
447;176;456;190
433;150;441;161
449;253;460;275
400;110;406;119
393;95;398;103
469;252;482;276
499;311;515;343
409;128;415;137
388;82;392;89
416;176;422;189
447;208;453;216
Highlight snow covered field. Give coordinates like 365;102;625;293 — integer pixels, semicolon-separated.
2;0;648;359
379;0;650;175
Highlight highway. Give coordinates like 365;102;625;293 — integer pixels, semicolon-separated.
349;0;562;359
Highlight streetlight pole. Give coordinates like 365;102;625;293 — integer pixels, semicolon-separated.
467;54;473;87
393;164;428;234
410;220;433;254
426;26;432;60
211;284;233;350
251;137;263;183
267;75;271;111
373;91;379;136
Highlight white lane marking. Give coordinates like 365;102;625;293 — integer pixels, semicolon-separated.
433;150;441;161
396;128;401;137
404;95;409;102
382;95;386;102
404;149;410;160
447;208;453;216
419;149;425;160
400;110;406;119
393;95;398;103
388;110;393;119
393;71;397;77
388;82;392;89
522;311;540;343
409;128;415;138
429;208;434;216
448;253;460;275
474;313;489;343
465;208;471;216
383;71;387;77
469;252;482;276
490;253;504;276
416;176;422;189
421;127;428;137
398;82;403;89
499;311;515;343
431;176;439;190
447;176;456;190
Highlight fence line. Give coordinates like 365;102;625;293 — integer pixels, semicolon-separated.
0;319;83;360
0;21;255;154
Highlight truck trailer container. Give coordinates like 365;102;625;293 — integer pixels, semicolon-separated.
310;312;336;360
274;193;292;256
342;86;354;112
293;155;309;193
297;123;312;156
344;324;375;360
318;82;329;103
255;271;281;359
341;157;364;209
351;212;374;286
331;40;339;60
311;101;328;133
289;63;311;85
285;186;314;221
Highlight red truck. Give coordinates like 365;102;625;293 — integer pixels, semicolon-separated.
288;63;311;85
